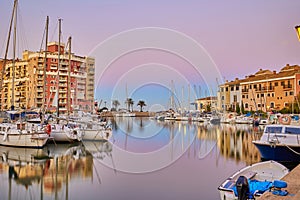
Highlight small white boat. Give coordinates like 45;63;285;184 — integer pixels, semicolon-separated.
218;160;289;200
0;122;49;148
210;115;221;124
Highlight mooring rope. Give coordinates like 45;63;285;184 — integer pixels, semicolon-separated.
284;144;300;155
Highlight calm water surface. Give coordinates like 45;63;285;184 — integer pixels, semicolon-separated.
0;118;264;200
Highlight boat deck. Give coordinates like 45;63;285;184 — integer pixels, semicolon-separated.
257;163;300;199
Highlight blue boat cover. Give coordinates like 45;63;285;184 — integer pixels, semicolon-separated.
233;179;272;197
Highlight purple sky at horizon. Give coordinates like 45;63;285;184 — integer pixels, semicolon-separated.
1;0;300;110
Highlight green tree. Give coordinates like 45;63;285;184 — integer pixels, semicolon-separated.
236;103;241;114
137;100;146;112
125;98;134;112
241;100;245;114
112;100;120;111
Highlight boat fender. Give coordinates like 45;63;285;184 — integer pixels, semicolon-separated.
273;180;287;189
272;190;288;196
279;115;291;125
3;131;8;141
45;124;51;135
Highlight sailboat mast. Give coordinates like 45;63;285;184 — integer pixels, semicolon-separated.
0;0;17;111
67;36;72;117
43;16;49;113
11;0;18;110
57;18;62;117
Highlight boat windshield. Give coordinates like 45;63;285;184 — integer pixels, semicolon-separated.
285;127;300;134
265;126;282;133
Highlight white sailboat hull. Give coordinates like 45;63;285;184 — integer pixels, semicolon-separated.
82;128;112;141
0;132;48;148
49;124;82;142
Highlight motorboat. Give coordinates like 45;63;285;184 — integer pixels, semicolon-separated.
252;124;300;162
218;160;289;200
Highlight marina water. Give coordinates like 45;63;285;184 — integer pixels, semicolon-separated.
0;117;265;200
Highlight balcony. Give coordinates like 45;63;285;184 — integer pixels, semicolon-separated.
242;89;249;93
59;78;67;82
283;85;292;90
59;89;67;93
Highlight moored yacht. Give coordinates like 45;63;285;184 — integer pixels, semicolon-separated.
252;124;300;162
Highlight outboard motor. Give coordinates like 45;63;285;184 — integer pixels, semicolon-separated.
236;176;249;200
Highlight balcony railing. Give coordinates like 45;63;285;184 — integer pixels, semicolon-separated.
255;86;274;92
283;85;292;89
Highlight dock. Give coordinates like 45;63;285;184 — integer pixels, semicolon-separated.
258;164;300;199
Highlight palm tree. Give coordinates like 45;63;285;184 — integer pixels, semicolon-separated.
125;98;134;112
112;100;120;111
137;100;146;112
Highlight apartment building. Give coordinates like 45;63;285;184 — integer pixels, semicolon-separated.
218;78;242;112
0;42;95;113
241;65;300;112
195;96;217;112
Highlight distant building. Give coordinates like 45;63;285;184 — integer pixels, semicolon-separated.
241;65;300;112
0;42;95;113
195;96;217;112
217;78;242;112
218;64;300;113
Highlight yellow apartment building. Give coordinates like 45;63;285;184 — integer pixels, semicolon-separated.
241;64;300;112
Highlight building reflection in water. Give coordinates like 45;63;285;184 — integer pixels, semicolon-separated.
0;141;112;200
120;118;263;166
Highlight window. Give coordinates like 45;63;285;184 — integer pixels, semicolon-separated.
231;86;234;91
236;86;239;90
257;94;259;98
242;95;245;98
284;102;289;107
261;94;264;97
298;80;300;85
272;93;275;97
226;87;228;92
267;93;270;97
245;103;249;108
250;85;252;89
285;92;288;97
270;102;275;108
254;84;257;89
281;81;285;86
275;82;278;86
290;91;294;96
258;104;261;108
233;95;237;102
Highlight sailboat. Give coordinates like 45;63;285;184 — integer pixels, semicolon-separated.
0;0;49;148
46;20;82;143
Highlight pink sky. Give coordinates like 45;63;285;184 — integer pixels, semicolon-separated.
1;0;300;109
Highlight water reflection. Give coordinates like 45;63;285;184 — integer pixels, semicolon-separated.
0;141;112;200
0;118;265;199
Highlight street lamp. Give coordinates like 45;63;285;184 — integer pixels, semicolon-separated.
295;25;300;41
